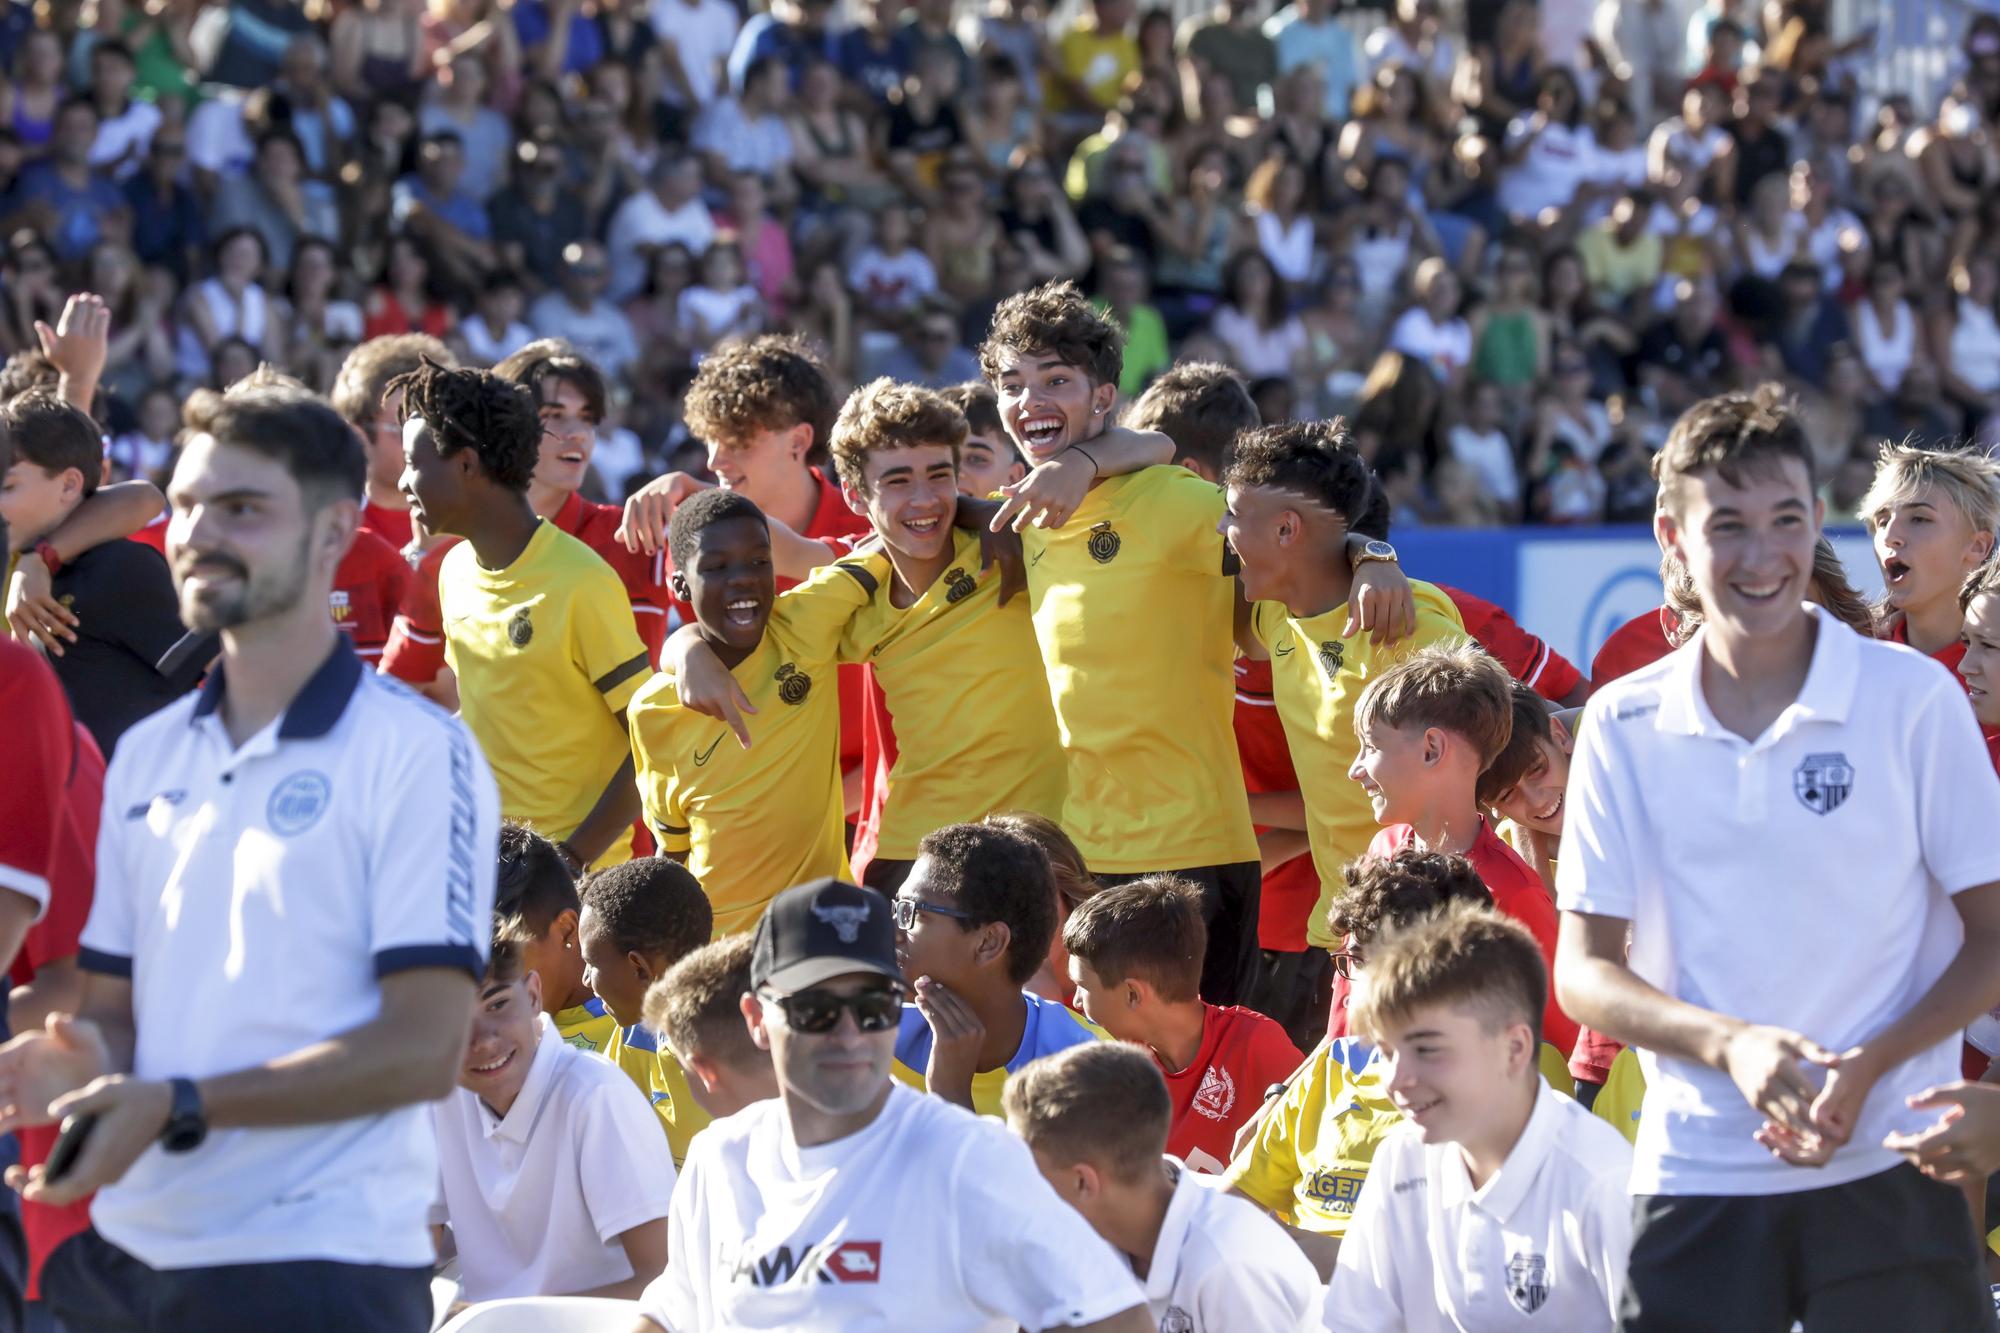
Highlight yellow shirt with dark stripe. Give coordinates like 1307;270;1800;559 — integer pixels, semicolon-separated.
1022;466;1256;873
628;556;883;934
840;528;1065;859
555;999;616;1052
440;520;651;869
603;1021;712;1166
1249;582;1467;949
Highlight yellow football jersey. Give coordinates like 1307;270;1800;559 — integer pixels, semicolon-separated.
1592;1046;1646;1146
603;1022;712;1166
1022;466;1256;873
1250;582;1467;949
628;557;882;935
555;999;616;1053
440;521;651;870
840;528;1065;859
889;991;1105;1118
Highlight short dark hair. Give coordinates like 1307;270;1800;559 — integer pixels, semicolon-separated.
940;381;1005;440
1002;1043;1171;1183
579;857;714;963
1354;642;1517;770
0;351;58;402
180;385;365;508
1221;418;1372;523
1477;682;1559;808
484;936;527;987
683;334;838;464
667;487;769;579
0;391;100;498
390;358;541;491
1124;363;1259;475
91;37;135;65
1351;902;1547;1045
494;820;579;944
916;822;1057;986
1329;845;1493;947
1654;385;1816;518
645;934;760;1067
1062;877;1203;1002
978;280;1123;389
493;338;608;427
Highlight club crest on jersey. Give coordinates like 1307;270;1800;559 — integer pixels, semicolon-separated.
1506;1252;1549;1314
776;662;812;705
1191;1065;1236;1121
1159;1307;1194;1333
1318;640;1345;675
813;901;871;943
328;589;352;623
1087;521;1121;564
944;567;977;603
1793;752;1853;815
508;604;534;648
267;771;332;837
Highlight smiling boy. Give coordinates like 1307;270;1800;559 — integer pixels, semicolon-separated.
1861;441;2000;670
626;489;879;934
943;381;1028;498
1555;388;2000;1327
1958;562;2000;769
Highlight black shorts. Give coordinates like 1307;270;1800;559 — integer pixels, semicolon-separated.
1094;861;1260;1007
861;857;916;894
42;1230;433;1333
1245;947;1333;1050
1619;1163;1996;1332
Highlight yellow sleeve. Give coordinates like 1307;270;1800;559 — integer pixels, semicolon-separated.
570;562;653;714
1141;468;1235;578
629;690;691;854
1222;1046;1324;1219
769;556;888;663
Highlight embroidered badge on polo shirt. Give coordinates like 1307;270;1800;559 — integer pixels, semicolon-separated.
1506;1251;1550;1314
268;771;333;836
1793;752;1854;815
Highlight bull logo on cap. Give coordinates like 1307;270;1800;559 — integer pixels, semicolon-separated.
812;901;871;943
1793;751;1854;815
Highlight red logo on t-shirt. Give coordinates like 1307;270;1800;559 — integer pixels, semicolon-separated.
826;1242;882;1283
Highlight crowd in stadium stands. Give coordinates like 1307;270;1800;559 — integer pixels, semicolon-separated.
0;0;1991;523
6;1;2000;1332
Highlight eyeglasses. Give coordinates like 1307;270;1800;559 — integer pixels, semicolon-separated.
759;984;906;1033
1329;949;1365;980
891;896;978;931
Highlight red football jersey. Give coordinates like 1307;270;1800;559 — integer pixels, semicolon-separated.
380;537;461;685
129;513;169;558
552;492;677;664
1886;616;1969;680
1442;587;1585;702
1232;657;1321;953
1589;606;1680;691
1328;822;1578;1057
1164;1003;1305;1175
360;498;415;552
1569;1026;1624;1086
0;640;74;912
331;528;410;665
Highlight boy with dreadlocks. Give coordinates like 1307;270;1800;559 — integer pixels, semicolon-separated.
395;359;651;871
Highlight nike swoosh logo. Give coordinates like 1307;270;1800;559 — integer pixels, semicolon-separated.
1030;548;1045;567
1275;641;1295;656
694;734;724;766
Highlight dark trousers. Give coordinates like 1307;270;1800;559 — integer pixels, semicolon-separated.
42;1230;432;1333
1619;1163;1996;1332
1096;861;1261;1007
1244;946;1333;1051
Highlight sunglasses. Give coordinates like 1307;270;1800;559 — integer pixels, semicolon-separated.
760;984;906;1033
892;896;978;931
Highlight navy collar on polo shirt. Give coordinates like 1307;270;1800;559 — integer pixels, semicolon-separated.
190;635;366;740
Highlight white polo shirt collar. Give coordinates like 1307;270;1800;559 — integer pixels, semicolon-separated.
188;633;367;743
1140;1158;1200;1307
1437;1080;1557;1223
1653;604;1859;744
484;1015;565;1145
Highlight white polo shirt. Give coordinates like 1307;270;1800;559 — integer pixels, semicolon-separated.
80;639;500;1270
433;1013;676;1303
1325;1083;1633;1332
1557;607;2000;1196
1135;1157;1318;1331
644;1082;1144;1331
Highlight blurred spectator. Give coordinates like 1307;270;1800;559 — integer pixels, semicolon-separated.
1179;0;1275;117
1448;377;1523;515
490;139;591;296
1387;256;1471;394
1762;260;1849;388
654;0;742;117
330;0;432;107
1049;0;1139;121
209;131;341;275
393;130;496;294
458;268;537;366
1853;256;1917;397
848;200;938;318
1094;247;1169;397
728;0;840;94
1637;277;1728;417
363;233;456;340
1931;253;2000;435
1863;356;1962;452
0;31;65;160
85;39;159;181
1266;0;1357;122
1577;187;1664;308
693;55;799;206
1211;248;1308;381
279;236;366;390
607;149;715;302
531;239;641;378
421;54;513;202
1245;154;1316;289
872;295;980;387
677;236;765;353
177;227;282;380
9;99;130;264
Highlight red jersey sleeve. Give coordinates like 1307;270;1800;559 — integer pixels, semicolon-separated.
0;642;70;916
128;516;169;558
1588;607;1678;692
1233;658;1320;952
1468;826;1578;1057
570;500;678;665
380;539;456;685
333;529;409;663
13;722;103;988
1443;587;1585;702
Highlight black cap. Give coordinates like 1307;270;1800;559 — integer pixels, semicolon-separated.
751;878;902;993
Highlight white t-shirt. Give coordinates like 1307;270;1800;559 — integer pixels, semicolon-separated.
1137;1158;1318;1331
433;1015;676;1304
1498;119;1595;220
649;0;741;107
1557;608;2000;1196
1326;1083;1633;1332
606;191;717;301
91;99;162;178
1388;306;1473;381
645;1083;1144;1331
1448;424;1522;505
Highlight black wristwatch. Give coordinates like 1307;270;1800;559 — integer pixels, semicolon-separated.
159;1077;207;1153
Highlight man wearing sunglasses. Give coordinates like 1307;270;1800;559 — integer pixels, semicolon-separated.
636;878;1151;1333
